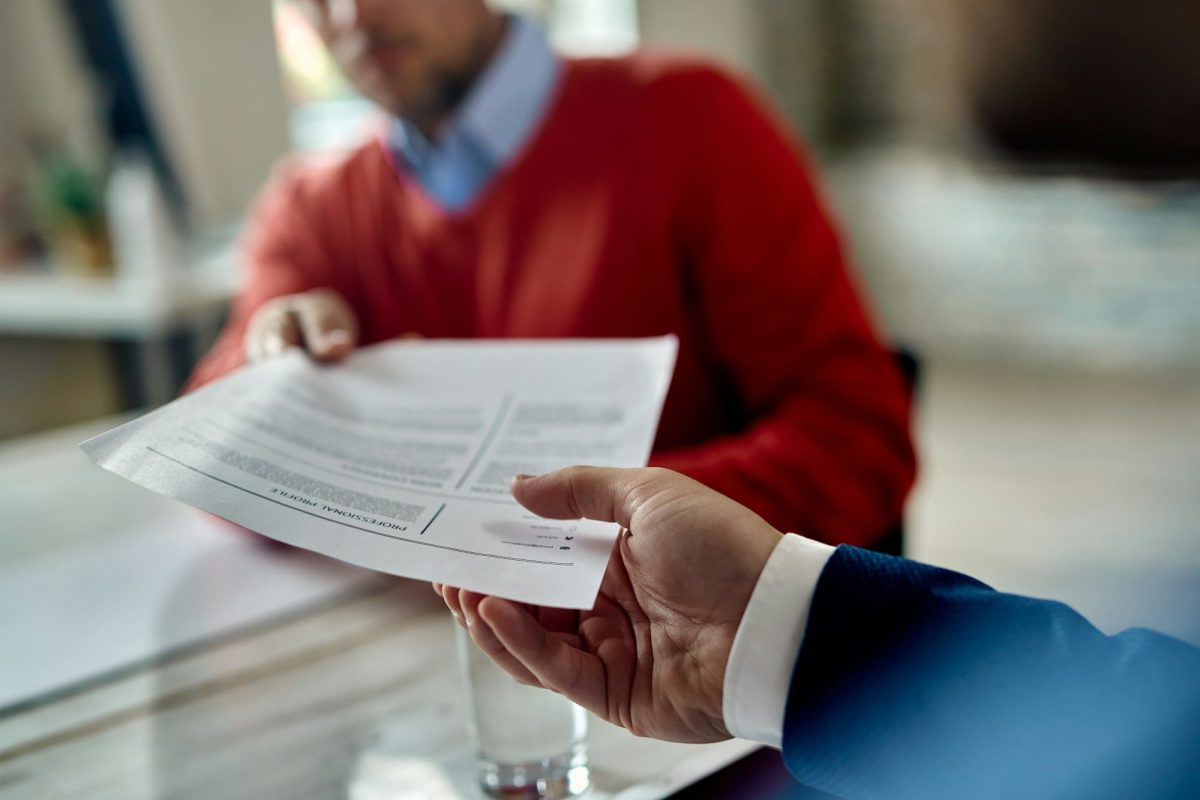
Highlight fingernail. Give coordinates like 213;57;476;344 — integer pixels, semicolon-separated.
325;330;351;347
512;473;536;483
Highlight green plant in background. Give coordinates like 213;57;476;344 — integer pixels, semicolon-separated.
27;135;112;275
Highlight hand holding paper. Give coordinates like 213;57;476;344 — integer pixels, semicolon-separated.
82;337;677;609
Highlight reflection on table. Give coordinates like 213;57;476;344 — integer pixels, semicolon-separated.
0;416;772;799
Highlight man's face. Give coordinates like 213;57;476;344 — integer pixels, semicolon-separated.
295;0;498;121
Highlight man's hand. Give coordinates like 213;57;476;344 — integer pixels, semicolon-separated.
436;467;781;743
244;289;359;362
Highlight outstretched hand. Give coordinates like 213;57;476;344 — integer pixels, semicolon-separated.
244;288;359;363
435;466;781;743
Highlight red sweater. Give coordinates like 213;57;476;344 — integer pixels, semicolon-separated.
188;56;915;547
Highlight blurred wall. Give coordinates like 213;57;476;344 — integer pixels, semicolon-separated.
0;0;289;225
0;2;119;439
638;0;762;74
0;1;290;440
922;0;1200;171
114;0;291;226
637;0;833;146
641;0;1200;376
0;0;104;177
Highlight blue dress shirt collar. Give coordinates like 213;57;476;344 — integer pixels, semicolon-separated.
388;14;563;210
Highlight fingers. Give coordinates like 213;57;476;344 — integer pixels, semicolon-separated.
437;586;545;687
479;596;609;718
511;466;667;526
245;299;302;361
244;290;358;363
439;583;466;624
458;591;544;687
293;290;357;361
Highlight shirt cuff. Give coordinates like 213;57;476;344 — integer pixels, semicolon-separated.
722;533;835;747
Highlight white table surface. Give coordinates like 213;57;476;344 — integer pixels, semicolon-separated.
2;360;1197;798
0;417;765;799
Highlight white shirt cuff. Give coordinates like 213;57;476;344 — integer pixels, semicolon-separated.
722;533;835;748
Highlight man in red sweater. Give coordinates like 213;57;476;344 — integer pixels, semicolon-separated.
189;0;915;548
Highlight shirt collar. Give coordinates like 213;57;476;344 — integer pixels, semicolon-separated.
391;14;562;172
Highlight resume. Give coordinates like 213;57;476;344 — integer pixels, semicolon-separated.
82;337;677;609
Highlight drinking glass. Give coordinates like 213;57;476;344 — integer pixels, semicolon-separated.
455;625;590;798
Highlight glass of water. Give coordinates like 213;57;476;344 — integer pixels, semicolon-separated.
455;624;590;799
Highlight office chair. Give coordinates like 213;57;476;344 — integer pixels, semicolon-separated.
870;348;920;558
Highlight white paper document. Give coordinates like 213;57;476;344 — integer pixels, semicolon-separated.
82;337;677;609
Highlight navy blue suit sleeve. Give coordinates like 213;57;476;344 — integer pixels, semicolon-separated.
781;546;1200;800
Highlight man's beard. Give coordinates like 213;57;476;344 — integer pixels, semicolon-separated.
409;20;500;129
421;67;474;123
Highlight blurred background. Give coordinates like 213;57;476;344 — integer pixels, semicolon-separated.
1;0;1198;651
0;1;1198;796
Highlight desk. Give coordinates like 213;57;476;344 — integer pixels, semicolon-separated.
3;362;1197;798
0;418;769;799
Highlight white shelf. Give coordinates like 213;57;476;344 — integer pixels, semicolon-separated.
0;231;238;339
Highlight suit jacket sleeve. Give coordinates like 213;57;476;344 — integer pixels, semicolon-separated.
647;67;915;548
781;546;1200;799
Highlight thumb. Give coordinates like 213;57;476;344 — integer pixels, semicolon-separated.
511;466;658;528
295;291;358;361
